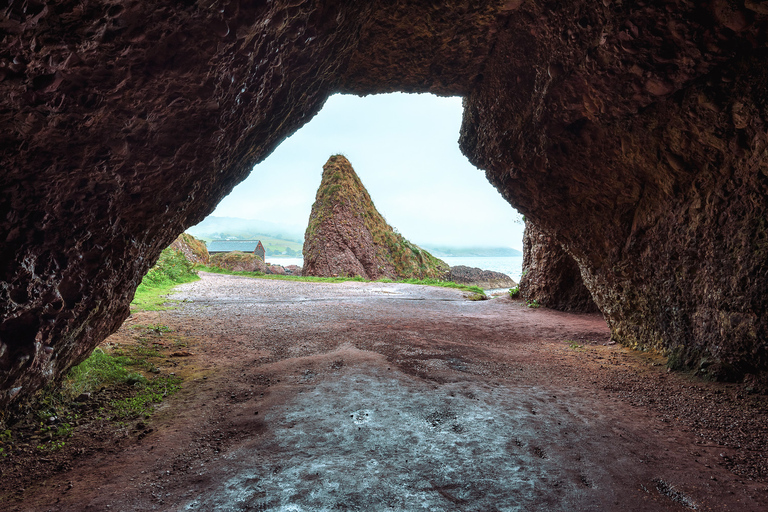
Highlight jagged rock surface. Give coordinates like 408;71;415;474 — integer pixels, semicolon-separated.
519;222;598;314
169;234;209;266
449;266;516;291
461;2;768;381
303;156;448;281
1;1;767;404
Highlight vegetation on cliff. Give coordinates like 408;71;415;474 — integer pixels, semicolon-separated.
303;155;449;280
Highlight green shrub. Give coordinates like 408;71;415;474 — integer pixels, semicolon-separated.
509;286;520;298
140;248;197;287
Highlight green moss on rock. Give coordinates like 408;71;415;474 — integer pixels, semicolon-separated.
210;251;266;273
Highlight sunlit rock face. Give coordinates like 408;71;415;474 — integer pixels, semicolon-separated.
519;222;598;314
1;0;767;405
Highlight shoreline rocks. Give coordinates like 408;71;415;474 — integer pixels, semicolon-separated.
449;265;517;290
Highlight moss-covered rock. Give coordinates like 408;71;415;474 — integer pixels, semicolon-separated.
303;155;448;280
210;251;266;273
169;233;209;265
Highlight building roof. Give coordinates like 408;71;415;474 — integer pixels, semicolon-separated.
207;240;263;253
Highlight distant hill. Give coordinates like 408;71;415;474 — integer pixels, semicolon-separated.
186;216;304;257
303;155;449;280
188;217;521;259
422;246;522;257
187;216;305;243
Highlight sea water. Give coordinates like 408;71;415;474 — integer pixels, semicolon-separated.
267;256;524;282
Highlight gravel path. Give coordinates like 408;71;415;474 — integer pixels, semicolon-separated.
9;272;768;511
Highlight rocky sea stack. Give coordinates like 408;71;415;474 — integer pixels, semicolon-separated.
302;156;448;280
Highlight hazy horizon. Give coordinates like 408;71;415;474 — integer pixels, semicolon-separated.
201;93;525;250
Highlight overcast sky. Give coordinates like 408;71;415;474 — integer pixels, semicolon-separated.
208;93;525;250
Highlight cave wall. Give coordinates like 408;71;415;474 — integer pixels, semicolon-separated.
519;221;598;313
0;0;510;406
461;0;768;380
1;0;767;405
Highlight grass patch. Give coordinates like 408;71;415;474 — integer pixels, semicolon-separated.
196;265;486;296
63;348;134;397
1;339;184;455
131;247;199;312
526;299;541;308
509;286;520;298
111;376;182;420
566;340;583;350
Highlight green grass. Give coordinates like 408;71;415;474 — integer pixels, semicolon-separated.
566;340;583;350
131;247;199;311
3;343;184;453
111;376;182;420
196;265;486;295
526;299;541;308
509;286;520;298
64;348;134;397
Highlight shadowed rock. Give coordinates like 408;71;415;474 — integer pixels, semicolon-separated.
519;222;599;314
1;1;767;404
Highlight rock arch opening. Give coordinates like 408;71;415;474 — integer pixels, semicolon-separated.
194;92;526;272
1;1;767;406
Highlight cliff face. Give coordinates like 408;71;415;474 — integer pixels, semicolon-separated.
1;1;767;405
302;156;448;280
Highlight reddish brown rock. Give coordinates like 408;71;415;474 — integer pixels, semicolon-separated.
265;265;286;276
302;155;449;280
0;1;767;404
519;222;598;314
449;266;516;291
460;3;768;381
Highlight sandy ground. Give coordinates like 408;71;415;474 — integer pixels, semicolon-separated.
5;272;768;511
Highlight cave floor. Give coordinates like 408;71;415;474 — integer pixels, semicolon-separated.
4;272;768;511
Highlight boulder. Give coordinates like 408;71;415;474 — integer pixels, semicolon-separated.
266;265;286;275
285;265;302;276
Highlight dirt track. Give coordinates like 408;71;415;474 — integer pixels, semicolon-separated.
8;272;768;511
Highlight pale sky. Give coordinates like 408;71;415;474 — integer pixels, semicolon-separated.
209;93;525;250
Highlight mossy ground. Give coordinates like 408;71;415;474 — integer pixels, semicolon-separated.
0;323;187;466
